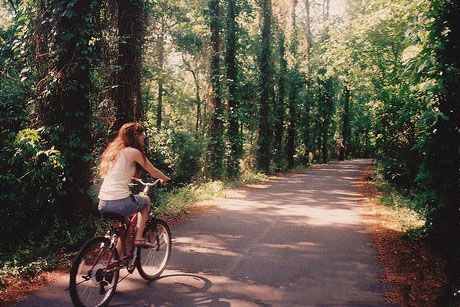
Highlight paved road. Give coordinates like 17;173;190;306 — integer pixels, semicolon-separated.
16;159;393;306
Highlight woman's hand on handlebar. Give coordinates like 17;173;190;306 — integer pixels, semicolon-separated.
160;176;171;185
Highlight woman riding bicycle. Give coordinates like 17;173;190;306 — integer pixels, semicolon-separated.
98;122;170;247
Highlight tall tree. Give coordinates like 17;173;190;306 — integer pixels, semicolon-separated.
273;28;287;171
114;0;144;130
206;0;225;179
149;0;185;129
424;0;460;298
257;0;272;173
301;0;312;165
339;86;350;160
225;0;242;178
44;0;96;216
319;75;334;163
286;0;300;168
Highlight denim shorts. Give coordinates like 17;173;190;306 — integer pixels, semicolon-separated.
99;194;149;217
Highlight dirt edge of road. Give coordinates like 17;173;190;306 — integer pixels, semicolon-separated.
357;165;447;306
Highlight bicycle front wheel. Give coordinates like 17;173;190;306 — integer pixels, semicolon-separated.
69;236;120;307
137;219;172;280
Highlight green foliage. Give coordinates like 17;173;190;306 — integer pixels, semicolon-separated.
0;216;96;285
0;128;65;252
0;17;30;133
153;181;225;215
1;0;459;295
148;129;204;185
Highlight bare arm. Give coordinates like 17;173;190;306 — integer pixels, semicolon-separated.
126;148;170;182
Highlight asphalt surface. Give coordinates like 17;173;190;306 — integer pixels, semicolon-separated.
15;159;393;307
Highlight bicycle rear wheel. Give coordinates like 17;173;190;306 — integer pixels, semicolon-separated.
69;236;120;307
136;219;171;280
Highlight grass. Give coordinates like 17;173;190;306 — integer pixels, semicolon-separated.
154;169;267;216
367;163;426;233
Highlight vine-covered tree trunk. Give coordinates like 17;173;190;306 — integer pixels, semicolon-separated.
321;78;333;163
424;0;460;301
302;80;311;165
31;1;52;127
206;0;224;179
286;90;296;168
157;31;165;130
301;0;312;165
114;0;144;130
315;117;322;162
182;56;202;131
339;86;350;161
225;0;242;178
190;69;201;131
257;0;272;173
45;0;96;217
304;0;312;76
286;0;299;169
274;30;287;171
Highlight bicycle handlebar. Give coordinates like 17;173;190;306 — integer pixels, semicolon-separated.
132;178;162;186
132;178;162;194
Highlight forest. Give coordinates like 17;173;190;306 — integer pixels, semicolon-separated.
0;0;459;302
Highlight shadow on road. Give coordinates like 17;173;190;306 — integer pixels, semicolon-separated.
15;159;393;306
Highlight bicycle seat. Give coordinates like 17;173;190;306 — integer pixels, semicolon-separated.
100;212;128;224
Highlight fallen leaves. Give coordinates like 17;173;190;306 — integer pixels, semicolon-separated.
358;166;447;306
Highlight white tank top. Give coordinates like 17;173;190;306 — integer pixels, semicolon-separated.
99;148;135;200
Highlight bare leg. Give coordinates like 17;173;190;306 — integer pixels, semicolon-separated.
135;197;151;241
116;239;123;257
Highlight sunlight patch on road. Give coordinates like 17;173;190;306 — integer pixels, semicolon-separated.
304;207;362;226
244;184;272;189
174;235;240;257
262;242;318;250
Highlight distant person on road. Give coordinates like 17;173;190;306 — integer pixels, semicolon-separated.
98;122;170;246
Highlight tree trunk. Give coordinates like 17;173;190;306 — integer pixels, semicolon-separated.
190;69;201;131
316;118;322;162
304;0;312;75
31;0;52;127
45;0;95;217
206;0;225;179
301;0;312;165
339;86;350;161
302;81;311;165
114;0;144;130
274;30;287;171
257;0;272;173
157;31;165;130
225;0;242;178
286;87;296;168
286;0;299;169
321;78;333;163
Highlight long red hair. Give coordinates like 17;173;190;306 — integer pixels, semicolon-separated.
100;122;146;178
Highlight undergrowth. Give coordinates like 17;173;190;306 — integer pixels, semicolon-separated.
369;162;426;234
153;170;266;215
0;170;267;290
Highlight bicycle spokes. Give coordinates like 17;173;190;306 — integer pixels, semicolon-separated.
136;220;172;280
69;237;120;307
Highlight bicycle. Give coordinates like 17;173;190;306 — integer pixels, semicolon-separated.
69;179;172;307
